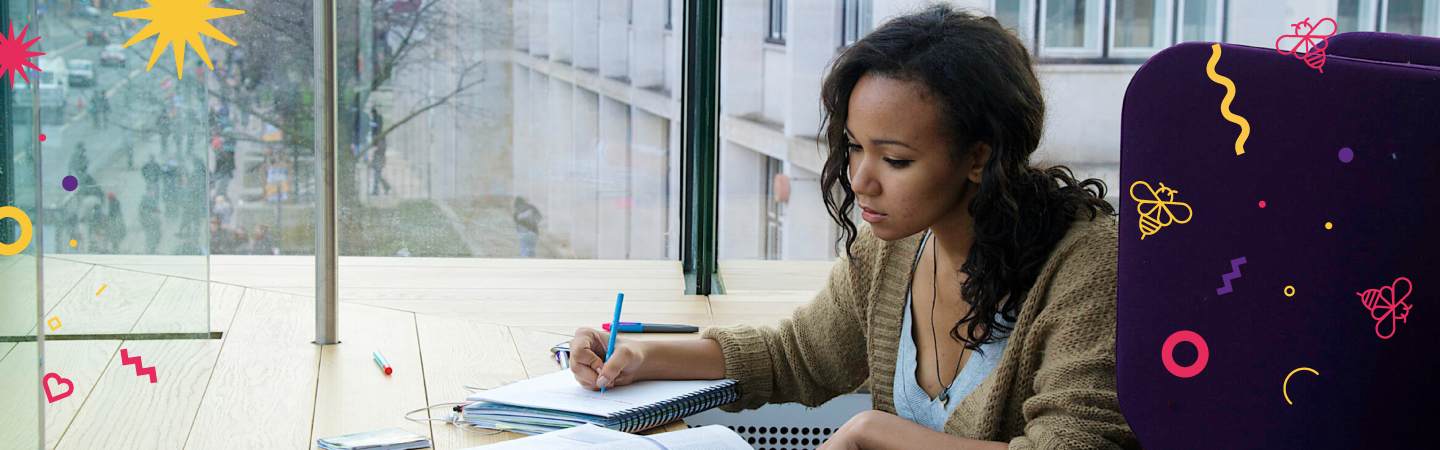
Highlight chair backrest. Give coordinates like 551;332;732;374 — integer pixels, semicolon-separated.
1117;34;1440;449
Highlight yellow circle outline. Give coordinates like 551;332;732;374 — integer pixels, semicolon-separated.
1283;367;1319;405
1284;286;1296;297
0;206;35;256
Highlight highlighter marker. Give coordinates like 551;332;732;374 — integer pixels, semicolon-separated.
373;351;393;375
602;322;700;333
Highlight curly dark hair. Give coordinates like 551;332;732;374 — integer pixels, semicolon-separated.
818;4;1116;351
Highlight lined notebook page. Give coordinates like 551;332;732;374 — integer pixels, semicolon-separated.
466;371;734;417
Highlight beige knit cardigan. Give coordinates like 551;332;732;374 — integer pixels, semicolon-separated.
702;215;1138;449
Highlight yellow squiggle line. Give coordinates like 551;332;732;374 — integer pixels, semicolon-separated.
1205;43;1251;156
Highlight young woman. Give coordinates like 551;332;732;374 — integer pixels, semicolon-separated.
569;5;1136;449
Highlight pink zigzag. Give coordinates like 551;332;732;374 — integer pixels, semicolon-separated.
1216;256;1247;295
120;348;157;383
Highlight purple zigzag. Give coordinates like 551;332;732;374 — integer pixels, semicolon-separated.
120;348;157;384
1216;257;1248;295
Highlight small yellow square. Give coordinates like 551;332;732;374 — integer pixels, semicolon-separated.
47;316;61;331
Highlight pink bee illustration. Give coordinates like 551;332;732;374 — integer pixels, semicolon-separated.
1275;17;1337;73
1356;276;1413;340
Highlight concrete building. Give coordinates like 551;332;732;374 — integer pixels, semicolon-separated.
499;0;1434;261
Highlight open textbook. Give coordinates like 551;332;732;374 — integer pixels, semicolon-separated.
470;423;751;450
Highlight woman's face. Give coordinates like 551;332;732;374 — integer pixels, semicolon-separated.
845;73;985;241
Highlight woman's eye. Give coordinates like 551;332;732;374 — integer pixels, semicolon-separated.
884;158;912;168
845;143;862;152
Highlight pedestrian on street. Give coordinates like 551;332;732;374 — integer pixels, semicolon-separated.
142;153;162;193
69;143;90;175
513;197;542;258
103;192;126;253
140;189;162;254
368;107;391;196
212;194;234;228
162;155;180;218
90;90;109;128
157;111;173;153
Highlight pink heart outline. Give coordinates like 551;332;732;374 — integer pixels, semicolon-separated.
43;372;74;403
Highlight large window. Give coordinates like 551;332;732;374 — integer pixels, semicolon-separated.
334;0;681;259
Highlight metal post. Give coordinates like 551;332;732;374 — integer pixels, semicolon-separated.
683;0;721;295
314;0;339;344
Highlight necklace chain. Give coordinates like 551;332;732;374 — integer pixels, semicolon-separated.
930;231;964;401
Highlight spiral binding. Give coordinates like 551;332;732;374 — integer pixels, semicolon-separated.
609;380;739;433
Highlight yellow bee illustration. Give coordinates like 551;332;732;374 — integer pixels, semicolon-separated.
1129;180;1193;240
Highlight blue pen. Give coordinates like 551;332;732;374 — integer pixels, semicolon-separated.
602;292;624;393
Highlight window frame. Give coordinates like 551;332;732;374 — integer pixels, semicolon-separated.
1006;0;1229;63
992;0;1038;49
766;0;787;45
1173;0;1226;43
1038;0;1107;58
1379;0;1440;35
1108;0;1174;58
840;0;874;47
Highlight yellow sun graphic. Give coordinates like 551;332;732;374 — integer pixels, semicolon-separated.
114;0;246;79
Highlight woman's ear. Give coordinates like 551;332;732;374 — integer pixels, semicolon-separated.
967;142;992;184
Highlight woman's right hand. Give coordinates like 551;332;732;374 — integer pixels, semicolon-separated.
569;327;646;391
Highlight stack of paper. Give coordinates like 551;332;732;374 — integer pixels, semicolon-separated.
316;428;432;450
469;423;751;450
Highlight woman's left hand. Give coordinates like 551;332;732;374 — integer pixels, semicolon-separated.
817;410;1011;450
817;410;892;450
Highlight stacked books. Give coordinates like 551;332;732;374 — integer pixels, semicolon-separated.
462;370;738;435
316;427;431;450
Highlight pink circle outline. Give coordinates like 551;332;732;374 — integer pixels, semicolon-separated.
1161;330;1209;378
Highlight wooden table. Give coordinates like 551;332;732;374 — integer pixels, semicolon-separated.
0;255;823;449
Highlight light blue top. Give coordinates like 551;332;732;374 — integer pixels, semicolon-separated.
894;230;1010;432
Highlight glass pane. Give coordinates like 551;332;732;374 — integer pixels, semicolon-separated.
1337;0;1363;32
1114;0;1160;48
26;0;228;340
1386;0;1425;35
337;0;680;260
1181;0;1219;42
860;0;874;37
995;0;1023;32
1;1;41;445
1045;0;1090;48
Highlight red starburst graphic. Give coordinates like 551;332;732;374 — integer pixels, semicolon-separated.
0;22;45;83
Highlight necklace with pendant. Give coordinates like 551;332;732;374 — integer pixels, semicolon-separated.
930;232;963;408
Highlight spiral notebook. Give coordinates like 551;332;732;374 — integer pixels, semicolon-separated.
463;370;738;435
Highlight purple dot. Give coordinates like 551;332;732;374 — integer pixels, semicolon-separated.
62;175;78;191
1338;147;1354;163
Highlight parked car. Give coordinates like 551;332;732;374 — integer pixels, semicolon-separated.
67;59;96;87
85;26;109;46
100;44;127;67
12;57;68;124
74;6;102;18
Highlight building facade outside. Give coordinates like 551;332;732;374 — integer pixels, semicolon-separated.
500;0;1426;261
